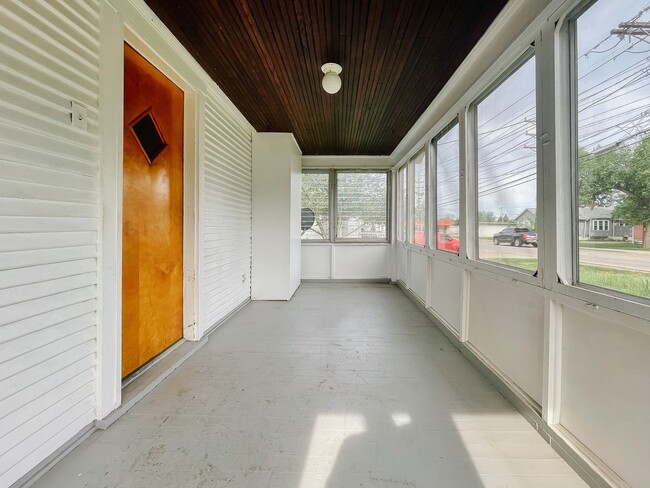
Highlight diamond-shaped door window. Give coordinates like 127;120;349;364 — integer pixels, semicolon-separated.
129;109;167;165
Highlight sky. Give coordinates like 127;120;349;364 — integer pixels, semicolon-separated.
435;0;650;219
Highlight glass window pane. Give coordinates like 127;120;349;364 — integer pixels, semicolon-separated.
412;152;426;246
301;172;329;240
336;172;388;241
575;0;650;299
476;55;538;272
436;123;460;254
399;166;408;242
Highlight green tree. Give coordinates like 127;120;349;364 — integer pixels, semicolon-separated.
301;173;329;239
478;210;497;222
579;138;650;248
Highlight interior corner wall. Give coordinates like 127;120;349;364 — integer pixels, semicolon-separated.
251;133;302;300
0;0;255;485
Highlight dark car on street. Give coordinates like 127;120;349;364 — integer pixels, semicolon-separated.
493;227;538;247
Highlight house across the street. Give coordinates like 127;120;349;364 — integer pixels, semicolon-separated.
578;206;633;240
514;208;537;229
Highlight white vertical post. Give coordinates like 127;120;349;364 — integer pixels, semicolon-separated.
97;0;124;419
182;90;203;341
543;297;563;424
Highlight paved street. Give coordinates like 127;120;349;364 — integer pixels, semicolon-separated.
478;240;650;273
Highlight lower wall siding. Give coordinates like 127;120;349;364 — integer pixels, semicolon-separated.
468;273;544;404
301;244;391;280
561;307;650;488
200;92;253;334
0;0;100;486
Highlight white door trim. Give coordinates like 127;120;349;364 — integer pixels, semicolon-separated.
97;0;200;420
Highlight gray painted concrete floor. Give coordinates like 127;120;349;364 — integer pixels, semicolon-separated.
33;283;587;488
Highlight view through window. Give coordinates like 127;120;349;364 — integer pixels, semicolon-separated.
476;55;538;272
575;0;650;299
412;152;426;246
398;166;408;242
301;172;330;240
336;172;388;241
436;123;461;254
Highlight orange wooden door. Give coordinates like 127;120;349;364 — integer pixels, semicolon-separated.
122;43;184;378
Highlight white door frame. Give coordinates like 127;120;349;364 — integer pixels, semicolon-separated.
97;0;201;419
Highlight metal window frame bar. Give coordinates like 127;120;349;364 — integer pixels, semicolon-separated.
432;117;461;255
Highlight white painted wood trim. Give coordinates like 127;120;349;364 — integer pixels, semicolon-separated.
542;298;563;425
97;0;124;419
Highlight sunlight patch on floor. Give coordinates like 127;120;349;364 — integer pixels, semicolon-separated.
299;414;366;488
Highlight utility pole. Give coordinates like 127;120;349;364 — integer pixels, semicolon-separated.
611;22;650;42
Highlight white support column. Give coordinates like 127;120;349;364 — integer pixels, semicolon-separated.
97;0;124;419
461;107;477;263
539;10;568;426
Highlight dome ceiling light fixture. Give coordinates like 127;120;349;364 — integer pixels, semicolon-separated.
321;62;342;94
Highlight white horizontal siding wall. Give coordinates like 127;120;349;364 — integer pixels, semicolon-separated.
200;91;253;335
0;1;100;486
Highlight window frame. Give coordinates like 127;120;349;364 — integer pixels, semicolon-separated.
300;169;332;242
408;149;427;247
389;0;650;322
397;164;409;243
301;169;391;244
469;47;540;279
591;220;609;232
432;118;461;256
565;0;650;305
333;169;391;243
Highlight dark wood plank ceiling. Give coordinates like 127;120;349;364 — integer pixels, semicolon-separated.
144;0;507;155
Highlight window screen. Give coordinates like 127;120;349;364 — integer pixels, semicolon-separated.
301;172;330;240
476;55;538;272
398;166;408;242
574;0;650;299
336;172;388;241
436;123;460;254
412;152;426;246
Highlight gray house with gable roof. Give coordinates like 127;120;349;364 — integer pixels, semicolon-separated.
578;206;633;240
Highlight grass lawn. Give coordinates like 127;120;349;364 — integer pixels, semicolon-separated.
579;241;647;251
489;258;650;298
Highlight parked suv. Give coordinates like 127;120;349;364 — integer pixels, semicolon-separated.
492;227;537;247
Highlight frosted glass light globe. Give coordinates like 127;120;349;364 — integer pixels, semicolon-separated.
322;72;341;94
321;63;342;95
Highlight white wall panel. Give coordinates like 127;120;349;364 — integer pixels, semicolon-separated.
429;259;462;333
333;244;390;280
397;245;408;284
301;245;332;279
468;273;544;404
409;251;427;302
0;1;100;486
301;244;390;280
561;307;650;488
200;91;253;334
